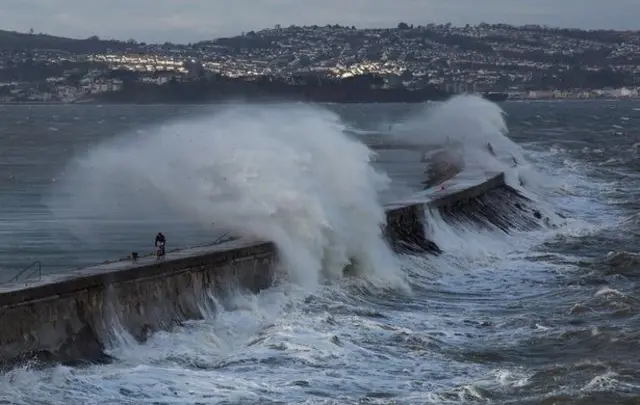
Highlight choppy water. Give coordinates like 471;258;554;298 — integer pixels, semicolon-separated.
2;99;640;404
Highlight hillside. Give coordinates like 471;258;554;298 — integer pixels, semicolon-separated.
0;30;143;53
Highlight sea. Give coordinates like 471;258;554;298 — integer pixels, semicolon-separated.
1;96;640;404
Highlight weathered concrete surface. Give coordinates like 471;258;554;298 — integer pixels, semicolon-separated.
381;172;513;254
384;171;547;250
0;238;276;368
435;181;545;233
416;171;546;234
383;204;441;254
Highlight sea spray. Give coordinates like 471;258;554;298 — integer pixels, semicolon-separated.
46;103;406;290
391;94;556;196
2;98;627;405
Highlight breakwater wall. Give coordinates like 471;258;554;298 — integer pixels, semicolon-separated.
0;171;519;368
0;239;275;367
384;172;520;252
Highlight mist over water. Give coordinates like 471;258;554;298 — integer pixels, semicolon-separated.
2;97;640;404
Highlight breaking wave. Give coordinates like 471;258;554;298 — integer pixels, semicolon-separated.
4;95;635;405
391;94;556;197
46;103;405;290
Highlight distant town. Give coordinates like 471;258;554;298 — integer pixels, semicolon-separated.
1;22;639;104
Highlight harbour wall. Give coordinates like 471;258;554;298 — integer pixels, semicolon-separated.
0;239;276;367
0;172;514;368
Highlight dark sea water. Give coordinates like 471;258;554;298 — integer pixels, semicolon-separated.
1;99;640;404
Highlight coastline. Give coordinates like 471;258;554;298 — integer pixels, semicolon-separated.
3;96;640;106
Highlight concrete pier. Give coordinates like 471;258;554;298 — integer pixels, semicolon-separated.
0;170;531;368
0;239;276;367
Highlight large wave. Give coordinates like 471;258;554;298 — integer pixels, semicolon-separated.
6;94;626;405
390;94;554;197
46;103;406;290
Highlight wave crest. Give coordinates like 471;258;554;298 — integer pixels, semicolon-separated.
47;103;406;290
392;94;554;196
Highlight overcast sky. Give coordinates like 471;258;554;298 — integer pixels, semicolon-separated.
1;0;638;43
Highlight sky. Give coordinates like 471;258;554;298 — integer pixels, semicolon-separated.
1;0;638;44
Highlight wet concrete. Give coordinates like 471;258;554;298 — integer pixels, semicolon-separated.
0;239;276;369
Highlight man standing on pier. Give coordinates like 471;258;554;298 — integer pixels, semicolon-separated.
155;232;166;257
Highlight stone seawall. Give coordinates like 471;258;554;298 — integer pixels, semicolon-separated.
0;239;276;367
384;204;441;254
383;172;512;252
0;171;513;368
428;172;509;209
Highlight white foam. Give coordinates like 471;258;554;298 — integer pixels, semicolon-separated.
389;94;557;197
2;98;627;405
46;103;407;291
